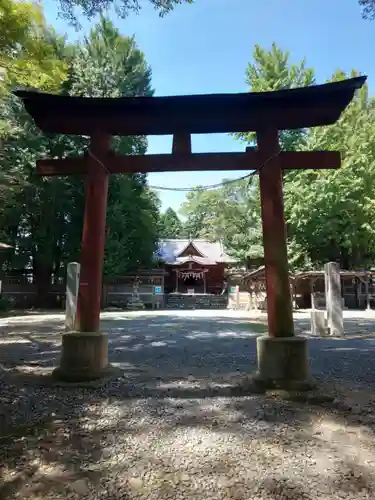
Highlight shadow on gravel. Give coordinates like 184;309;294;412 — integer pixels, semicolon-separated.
3;312;375;389
295;314;375;338
1;313;375;499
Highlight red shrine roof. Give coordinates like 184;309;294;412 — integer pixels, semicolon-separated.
13;76;366;136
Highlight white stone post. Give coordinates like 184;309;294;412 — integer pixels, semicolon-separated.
310;310;326;336
235;285;240;310
65;262;81;332
365;273;371;310
311;292;317;310
310;291;327;336
324;262;344;336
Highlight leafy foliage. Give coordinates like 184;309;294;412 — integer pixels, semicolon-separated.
180;179;263;265
0;0;68;91
359;0;375;19
284;71;375;270
180;44;315;266
58;0;193;27
180;189;213;240
158;207;183;238
67;18;160;276
1;14;161;303
182;44;375;273
0;1;70;218
67;17;153;98
235;42;315;151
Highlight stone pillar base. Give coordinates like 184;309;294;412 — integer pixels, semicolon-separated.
254;335;312;391
53;332;108;382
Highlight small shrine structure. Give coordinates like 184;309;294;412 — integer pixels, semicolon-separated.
14;75;366;386
158;238;235;295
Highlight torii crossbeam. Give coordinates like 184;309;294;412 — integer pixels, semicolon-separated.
14;75;366;385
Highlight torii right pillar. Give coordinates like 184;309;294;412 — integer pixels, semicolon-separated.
255;129;310;390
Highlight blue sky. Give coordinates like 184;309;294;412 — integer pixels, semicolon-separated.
43;0;374;212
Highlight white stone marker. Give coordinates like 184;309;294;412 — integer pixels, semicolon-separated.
65;262;81;331
324;262;344;336
235;285;240;310
311;310;327;336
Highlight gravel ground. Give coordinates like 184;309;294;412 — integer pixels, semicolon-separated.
1;310;375;499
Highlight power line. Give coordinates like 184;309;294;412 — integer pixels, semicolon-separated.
147;151;280;192
147;171;254;192
88;147;281;193
87;148;110;174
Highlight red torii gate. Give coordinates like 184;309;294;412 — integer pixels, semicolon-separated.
15;76;366;385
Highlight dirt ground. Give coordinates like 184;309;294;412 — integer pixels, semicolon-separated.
1;309;375;499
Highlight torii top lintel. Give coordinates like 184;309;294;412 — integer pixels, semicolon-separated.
14;76;366;137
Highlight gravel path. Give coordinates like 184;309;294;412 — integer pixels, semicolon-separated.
1;310;375;499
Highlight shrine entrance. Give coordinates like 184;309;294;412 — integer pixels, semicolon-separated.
15;76;366;385
175;269;207;294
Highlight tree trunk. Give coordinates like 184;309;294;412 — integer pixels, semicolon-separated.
34;261;53;308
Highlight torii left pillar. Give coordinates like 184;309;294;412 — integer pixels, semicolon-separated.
54;131;110;382
254;129;310;390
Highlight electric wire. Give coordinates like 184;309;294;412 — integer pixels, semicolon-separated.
87;148;281;192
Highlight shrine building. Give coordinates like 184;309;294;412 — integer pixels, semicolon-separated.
157;239;236;295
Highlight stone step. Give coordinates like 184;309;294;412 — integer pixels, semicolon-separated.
165;294;228;310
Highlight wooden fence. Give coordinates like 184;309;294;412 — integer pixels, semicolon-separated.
103;283;164;308
0;270;165;309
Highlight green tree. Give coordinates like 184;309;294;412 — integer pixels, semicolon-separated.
158;207;183;238
359;0;375;18
0;5;71;269
58;0;193;27
235;43;315;152
235;45;375;271
0;0;69;202
180;179;263;265
66;17;152;98
67;18;160;275
218;43;317;267
284;71;375;270
180;188;215;239
1;17;160;303
0;0;68;91
0;98;88;300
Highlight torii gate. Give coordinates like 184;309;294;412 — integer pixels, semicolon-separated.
15;76;366;385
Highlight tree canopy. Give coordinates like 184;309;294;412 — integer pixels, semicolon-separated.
57;0;193;26
158;207;183;238
180;179;263;265
235;42;315;151
359;0;375;19
2;12;375;310
0;0;68;91
284;70;375;270
0;9;161;304
180;43;375;272
0;0;70;208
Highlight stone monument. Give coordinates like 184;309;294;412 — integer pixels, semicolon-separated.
310;292;327;336
310;309;327;336
126;276;145;310
325;262;344;336
65;262;81;331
